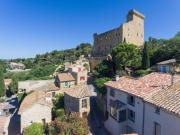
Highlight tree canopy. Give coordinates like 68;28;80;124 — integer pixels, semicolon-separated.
0;64;5;97
111;43;142;70
142;42;150;69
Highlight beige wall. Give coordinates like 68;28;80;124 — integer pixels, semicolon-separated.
20;104;52;132
92;10;144;56
122;13;144;46
60;81;75;88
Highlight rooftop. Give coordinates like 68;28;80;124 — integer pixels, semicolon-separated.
105;72;180;98
157;59;176;65
18;91;52;114
57;72;75;82
128;9;145;19
0;115;10;135
145;81;180;116
64;85;91;98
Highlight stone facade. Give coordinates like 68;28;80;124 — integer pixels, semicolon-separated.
64;93;90;117
92;9;145;56
69;66;88;85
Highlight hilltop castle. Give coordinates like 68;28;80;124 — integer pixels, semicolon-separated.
92;9;145;56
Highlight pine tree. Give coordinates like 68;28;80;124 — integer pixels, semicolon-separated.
142;42;150;69
0;64;5;97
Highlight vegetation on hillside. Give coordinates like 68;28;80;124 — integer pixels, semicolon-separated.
3;43;92;95
0;64;5;97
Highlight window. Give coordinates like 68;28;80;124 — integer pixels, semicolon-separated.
110;89;115;97
52;92;55;97
110;105;117;120
154;122;161;135
80;76;85;81
127;95;135;106
118;109;126;122
155;107;160;114
64;82;68;87
128;109;135;122
82;99;87;108
78;68;81;72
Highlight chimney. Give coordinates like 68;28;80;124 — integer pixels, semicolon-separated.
171;74;175;85
115;75;120;81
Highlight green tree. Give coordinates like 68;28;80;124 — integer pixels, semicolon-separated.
94;77;111;95
0;65;5;97
94;59;115;78
23;123;44;135
142;42;150;69
9;76;18;94
111;43;142;70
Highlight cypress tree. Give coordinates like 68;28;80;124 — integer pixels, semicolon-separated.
0;64;5;97
142;42;150;69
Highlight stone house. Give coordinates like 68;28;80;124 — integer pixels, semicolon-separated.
104;73;180;135
64;85;91;117
92;9;145;56
55;73;75;88
8;62;25;70
157;59;180;73
4;79;12;90
0;102;15;135
18;91;53;133
69;65;88;85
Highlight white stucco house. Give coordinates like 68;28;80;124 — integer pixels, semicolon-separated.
104;72;180;135
18;91;53;133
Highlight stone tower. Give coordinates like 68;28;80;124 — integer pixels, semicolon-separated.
92;9;145;57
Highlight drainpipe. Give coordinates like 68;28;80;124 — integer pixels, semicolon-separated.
142;100;145;135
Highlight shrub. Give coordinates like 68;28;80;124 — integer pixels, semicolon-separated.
53;94;64;110
18;92;27;105
134;69;152;77
94;77;111;95
23;123;44;135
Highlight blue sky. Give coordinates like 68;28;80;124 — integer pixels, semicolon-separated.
0;0;180;59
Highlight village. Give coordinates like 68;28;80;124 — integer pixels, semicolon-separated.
0;7;180;135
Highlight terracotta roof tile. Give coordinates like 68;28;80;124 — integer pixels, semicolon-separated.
145;81;180;115
105;72;180;98
57;73;75;82
64;85;91;98
18;91;52;114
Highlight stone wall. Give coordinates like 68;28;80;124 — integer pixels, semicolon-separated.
92;9;144;57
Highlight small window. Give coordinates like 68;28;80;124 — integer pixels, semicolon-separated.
154;122;161;135
110;89;115;97
155;107;160;114
80;76;85;81
65;82;68;87
127;95;135;106
82;99;87;108
52;92;55;97
118;109;126;122
128;109;135;122
110;105;117;120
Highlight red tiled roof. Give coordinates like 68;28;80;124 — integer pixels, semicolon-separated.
145;81;180;115
105;72;180;98
57;73;75;82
